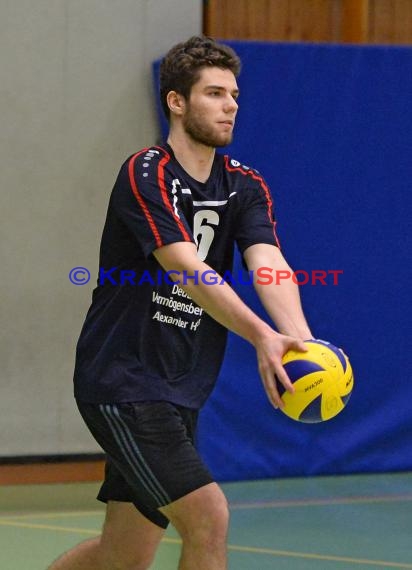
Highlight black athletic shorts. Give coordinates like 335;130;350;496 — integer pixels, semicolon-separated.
76;400;214;529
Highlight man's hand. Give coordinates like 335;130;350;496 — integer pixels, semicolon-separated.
254;331;308;409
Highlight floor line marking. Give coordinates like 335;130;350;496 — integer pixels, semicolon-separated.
0;520;100;534
0;519;411;568
3;494;412;520
229;494;412;510
227;544;412;568
0;510;103;521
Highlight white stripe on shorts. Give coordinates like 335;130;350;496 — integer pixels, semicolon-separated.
99;404;171;506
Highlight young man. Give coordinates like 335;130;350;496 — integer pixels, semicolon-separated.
49;36;312;570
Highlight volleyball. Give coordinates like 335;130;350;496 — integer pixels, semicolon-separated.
278;339;354;423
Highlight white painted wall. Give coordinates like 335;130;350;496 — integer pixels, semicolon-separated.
0;0;202;455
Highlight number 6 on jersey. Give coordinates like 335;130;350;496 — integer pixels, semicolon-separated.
193;210;220;261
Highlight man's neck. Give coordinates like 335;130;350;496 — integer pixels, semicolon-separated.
167;132;215;184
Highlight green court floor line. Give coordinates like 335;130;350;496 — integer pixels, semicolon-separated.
230;493;412;510
0;510;103;520
3;492;412;520
0;519;100;534
227;544;412;569
1;518;411;569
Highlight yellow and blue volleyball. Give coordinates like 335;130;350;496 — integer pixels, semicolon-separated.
278;339;354;423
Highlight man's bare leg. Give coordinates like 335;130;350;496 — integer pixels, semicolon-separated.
161;482;229;570
47;501;165;570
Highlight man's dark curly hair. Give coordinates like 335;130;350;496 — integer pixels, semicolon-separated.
159;36;241;121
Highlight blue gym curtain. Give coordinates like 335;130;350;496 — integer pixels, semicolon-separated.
153;42;412;480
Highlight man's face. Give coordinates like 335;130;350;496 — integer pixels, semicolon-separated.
182;67;239;148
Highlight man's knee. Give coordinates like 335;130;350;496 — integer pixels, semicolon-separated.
193;493;229;548
162;483;230;547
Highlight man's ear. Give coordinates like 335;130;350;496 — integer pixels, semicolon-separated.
166;91;186;117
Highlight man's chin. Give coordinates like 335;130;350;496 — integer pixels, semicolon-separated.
215;134;233;148
186;128;233;148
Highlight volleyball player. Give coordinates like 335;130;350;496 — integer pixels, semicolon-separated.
49;36;312;570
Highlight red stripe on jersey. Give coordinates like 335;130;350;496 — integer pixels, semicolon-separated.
128;151;163;249
224;156;281;248
156;150;192;242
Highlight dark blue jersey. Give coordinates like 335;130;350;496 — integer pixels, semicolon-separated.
73;143;279;409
